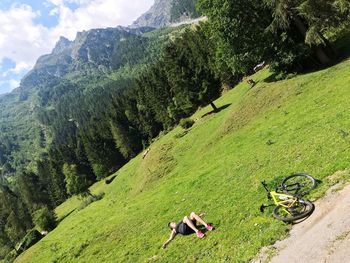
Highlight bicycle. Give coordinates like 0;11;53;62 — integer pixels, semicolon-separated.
260;173;316;222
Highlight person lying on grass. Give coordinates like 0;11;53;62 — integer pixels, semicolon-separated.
162;212;214;249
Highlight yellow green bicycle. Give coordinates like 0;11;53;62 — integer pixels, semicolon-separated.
260;173;316;222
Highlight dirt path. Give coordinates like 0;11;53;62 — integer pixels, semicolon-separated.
253;183;350;263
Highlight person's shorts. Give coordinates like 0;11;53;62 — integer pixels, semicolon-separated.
177;220;196;235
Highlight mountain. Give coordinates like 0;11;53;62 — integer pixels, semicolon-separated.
0;25;155;174
19;26;153;93
0;0;202;184
131;0;199;28
0;10;191;180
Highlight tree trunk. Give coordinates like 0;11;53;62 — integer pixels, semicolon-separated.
293;16;308;36
317;32;338;58
314;46;332;65
210;102;218;112
293;16;332;66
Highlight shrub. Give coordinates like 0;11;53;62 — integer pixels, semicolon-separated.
32;206;57;231
78;193;105;211
4;250;17;263
179;118;195;129
174;130;189;139
15;229;43;258
0;242;12;260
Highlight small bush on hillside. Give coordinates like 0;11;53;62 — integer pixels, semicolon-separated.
15;229;43;257
78;193;105;211
4;250;17;263
179;118;195;129
33;206;57;231
174;130;189;139
0;243;12;261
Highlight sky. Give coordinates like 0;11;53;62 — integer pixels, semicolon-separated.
0;0;154;95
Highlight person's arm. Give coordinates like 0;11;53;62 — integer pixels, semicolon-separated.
162;230;176;249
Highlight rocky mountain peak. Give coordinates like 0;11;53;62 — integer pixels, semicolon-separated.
131;0;199;28
52;36;72;54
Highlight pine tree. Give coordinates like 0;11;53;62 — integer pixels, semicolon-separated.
63;163;91;197
0;185;32;246
17;171;50;212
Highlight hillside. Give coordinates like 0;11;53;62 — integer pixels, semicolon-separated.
0;0;201;180
0;24;185;179
16;57;350;262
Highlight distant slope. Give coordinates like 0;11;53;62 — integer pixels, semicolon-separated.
0;0;199;180
131;0;199;28
19;26;153;93
16;58;350;262
0;27;146;177
0;25;185;178
0;91;45;173
0;0;201;181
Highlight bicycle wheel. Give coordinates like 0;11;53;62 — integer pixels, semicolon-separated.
273;199;314;222
281;173;316;196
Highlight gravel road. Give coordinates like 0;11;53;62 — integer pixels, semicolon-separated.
253;183;350;263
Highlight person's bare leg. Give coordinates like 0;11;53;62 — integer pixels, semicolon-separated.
190;212;208;227
183;216;199;233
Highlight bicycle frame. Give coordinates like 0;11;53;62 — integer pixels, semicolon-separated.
269;191;297;208
261;181;298;215
261;179;315;221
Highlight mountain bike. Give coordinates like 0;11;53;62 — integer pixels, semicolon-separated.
260;173;316;222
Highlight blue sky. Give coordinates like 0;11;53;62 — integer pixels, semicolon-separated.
0;0;60;27
0;0;154;94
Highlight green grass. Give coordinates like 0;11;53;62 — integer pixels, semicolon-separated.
16;58;350;262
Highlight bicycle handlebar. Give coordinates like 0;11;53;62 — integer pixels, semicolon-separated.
261;181;270;192
261;181;272;200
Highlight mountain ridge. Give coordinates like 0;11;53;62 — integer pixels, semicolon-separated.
0;0;198;179
131;0;199;28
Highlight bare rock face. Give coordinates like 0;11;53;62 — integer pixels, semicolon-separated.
19;0;199;91
52;36;72;55
131;0;199;28
132;0;173;28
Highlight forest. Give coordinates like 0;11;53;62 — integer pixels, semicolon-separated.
0;0;349;260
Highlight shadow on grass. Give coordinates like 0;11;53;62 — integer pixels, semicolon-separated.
201;104;231;118
249;81;259;88
58;208;76;223
264;73;280;83
315;178;323;187
105;175;117;185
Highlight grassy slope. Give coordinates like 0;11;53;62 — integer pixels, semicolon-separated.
16;58;350;262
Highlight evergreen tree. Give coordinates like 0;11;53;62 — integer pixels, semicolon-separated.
63;163;91;197
0;185;32;246
110;121;138;160
17;171;50;212
197;0;277;74
32;206;57;231
263;0;349;64
162;26;222;111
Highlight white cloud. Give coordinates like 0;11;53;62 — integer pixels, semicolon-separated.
9;79;20;89
0;0;154;92
50;0;154;40
11;61;32;74
0;5;52;69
